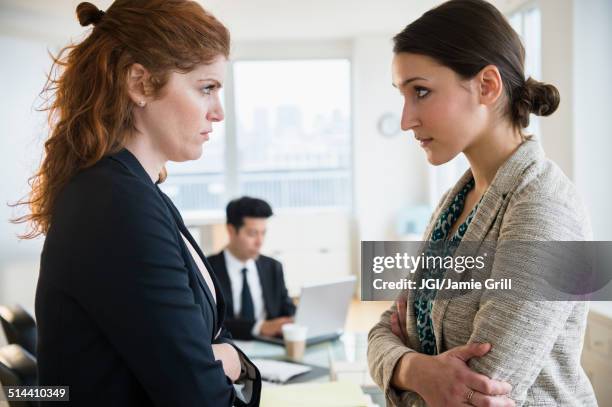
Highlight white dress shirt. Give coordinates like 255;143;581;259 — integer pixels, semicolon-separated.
181;233;217;304
223;249;266;336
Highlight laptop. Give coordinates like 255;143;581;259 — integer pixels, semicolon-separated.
255;276;356;346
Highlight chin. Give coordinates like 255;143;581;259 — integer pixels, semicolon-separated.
168;146;202;163
185;146;203;161
426;151;457;166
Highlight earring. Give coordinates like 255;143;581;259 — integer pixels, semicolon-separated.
138;100;146;107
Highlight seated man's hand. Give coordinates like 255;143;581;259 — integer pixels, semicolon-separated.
260;316;293;337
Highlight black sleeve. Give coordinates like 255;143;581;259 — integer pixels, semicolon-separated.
214;327;261;407
70;180;237;407
221;318;257;340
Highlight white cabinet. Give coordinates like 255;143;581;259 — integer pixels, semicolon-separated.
263;210;352;296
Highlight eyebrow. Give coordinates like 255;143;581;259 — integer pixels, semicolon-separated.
392;76;428;88
197;79;223;88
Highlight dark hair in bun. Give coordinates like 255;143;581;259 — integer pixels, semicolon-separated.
512;77;560;128
393;0;560;131
76;2;105;27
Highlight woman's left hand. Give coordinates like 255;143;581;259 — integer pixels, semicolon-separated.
391;297;515;407
212;343;241;382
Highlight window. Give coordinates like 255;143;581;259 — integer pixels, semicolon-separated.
160;59;352;213
233;59;351;209
509;4;542;137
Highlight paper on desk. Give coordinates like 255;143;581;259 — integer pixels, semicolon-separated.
233;340;285;360
331;360;377;387
261;381;370;407
252;358;311;383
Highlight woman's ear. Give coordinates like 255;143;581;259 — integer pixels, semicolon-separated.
126;63;152;106
477;64;504;107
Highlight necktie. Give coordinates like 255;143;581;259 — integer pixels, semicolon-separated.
240;267;255;321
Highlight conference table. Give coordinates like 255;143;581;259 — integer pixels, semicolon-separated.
234;332;385;405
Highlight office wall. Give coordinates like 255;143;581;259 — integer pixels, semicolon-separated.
352;35;428;240
539;0;612;240
0;35;49;312
572;0;612;241
539;0;574;179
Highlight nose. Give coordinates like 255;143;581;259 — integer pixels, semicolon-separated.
206;95;224;122
400;100;419;131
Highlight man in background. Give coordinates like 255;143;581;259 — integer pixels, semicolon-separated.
208;196;295;340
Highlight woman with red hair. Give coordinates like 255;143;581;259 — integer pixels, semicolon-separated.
16;1;261;405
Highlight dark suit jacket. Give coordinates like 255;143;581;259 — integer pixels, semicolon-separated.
208;253;296;340
35;149;261;407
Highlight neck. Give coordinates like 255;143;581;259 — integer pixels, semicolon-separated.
463;123;524;195
123;131;166;183
226;244;250;263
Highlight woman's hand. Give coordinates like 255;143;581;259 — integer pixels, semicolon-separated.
212;343;241;382
390;297;514;406
393;343;515;406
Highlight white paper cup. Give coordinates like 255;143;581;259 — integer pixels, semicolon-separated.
282;324;308;362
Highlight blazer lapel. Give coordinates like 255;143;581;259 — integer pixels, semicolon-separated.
156;190;219;332
416;169;473;352
109;149;225;336
430;140;543;353
201;255;229;332
399;171;473;351
430;183;506;353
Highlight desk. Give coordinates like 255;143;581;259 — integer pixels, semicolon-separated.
235;333;385;405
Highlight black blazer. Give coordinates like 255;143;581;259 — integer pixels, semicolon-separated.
208;252;296;340
35;149;261;407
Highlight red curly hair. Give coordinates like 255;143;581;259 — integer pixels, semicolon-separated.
13;0;230;239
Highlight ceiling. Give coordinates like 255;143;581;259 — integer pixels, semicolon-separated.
0;0;532;43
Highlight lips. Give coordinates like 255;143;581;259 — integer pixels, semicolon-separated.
200;130;211;142
414;134;433;147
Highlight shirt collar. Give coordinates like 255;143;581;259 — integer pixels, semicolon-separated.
223;248;256;275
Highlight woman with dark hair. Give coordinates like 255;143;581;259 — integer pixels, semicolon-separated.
14;1;260;405
367;1;596;406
